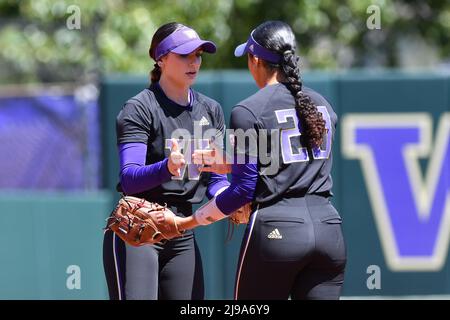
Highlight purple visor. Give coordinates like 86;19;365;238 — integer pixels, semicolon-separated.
154;26;216;60
234;30;282;64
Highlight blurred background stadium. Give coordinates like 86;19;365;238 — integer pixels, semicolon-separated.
0;0;449;299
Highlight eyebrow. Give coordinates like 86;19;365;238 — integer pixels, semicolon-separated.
176;49;204;58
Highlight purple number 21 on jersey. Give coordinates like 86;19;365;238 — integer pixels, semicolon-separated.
275;106;332;163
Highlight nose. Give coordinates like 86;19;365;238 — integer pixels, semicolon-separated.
189;55;201;66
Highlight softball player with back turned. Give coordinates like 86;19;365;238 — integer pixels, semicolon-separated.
175;20;347;300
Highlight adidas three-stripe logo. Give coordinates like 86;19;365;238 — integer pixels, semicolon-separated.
267;228;282;239
198;116;210;126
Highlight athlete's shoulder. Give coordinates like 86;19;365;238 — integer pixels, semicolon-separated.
117;89;156;124
302;86;332;108
303;86;338;124
238;84;281;106
232;84;286;123
124;88;157;109
192;89;221;110
120;89;157;115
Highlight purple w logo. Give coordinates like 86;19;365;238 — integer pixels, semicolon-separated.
342;113;450;271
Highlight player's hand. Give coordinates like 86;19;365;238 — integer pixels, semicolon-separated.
192;142;231;174
155;210;166;223
167;139;185;177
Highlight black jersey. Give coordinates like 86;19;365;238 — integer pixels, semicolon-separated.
116;83;225;205
229;83;337;204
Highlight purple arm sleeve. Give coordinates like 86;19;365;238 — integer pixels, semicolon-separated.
119;142;172;195
206;173;230;199
215;163;258;214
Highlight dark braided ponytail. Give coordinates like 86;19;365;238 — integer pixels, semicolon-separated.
253;21;326;149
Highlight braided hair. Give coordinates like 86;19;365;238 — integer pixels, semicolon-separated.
252;21;326;149
148;22;184;83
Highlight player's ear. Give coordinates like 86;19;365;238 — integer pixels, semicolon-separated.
255;56;264;68
247;54;258;69
158;55;169;68
248;54;258;64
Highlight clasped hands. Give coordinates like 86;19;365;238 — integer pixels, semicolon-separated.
167;138;231;176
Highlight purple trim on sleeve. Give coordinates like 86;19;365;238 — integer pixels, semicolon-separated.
119;142;172;195
206;173;230;199
215;163;258;214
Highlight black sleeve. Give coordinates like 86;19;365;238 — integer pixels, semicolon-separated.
116;102;152;145
229;105;259;158
230;105;257;131
213;102;226;148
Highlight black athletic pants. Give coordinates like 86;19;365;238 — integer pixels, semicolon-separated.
234;195;347;300
103;228;204;300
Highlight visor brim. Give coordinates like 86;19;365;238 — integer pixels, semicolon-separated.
234;42;247;57
171;40;217;55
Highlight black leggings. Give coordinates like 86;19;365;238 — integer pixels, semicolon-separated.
234;195;347;300
103;229;204;300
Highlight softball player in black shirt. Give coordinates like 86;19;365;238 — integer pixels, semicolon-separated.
102;22;229;300
176;21;347;300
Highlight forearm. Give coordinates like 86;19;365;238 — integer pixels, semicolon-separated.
120;158;172;194
215;163;257;214
176;215;201;232
206;173;230;199
119;143;172;195
188;163;257;227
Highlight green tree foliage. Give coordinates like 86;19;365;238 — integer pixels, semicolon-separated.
0;0;449;83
